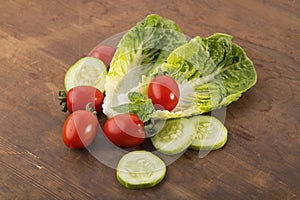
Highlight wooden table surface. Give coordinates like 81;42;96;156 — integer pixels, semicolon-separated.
1;0;299;199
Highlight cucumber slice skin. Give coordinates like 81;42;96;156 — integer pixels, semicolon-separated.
189;115;228;151
151;118;195;155
116;151;166;189
64;57;107;92
116;171;165;189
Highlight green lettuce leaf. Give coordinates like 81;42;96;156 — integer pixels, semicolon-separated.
103;14;187;117
151;33;257;119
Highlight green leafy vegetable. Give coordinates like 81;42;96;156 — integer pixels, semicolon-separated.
103;14;257;122
150;33;257;119
128;92;147;103
103;14;187;118
112;92;155;123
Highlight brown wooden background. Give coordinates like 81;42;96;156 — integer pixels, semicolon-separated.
1;0;299;199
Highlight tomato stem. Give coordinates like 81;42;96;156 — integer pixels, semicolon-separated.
58;90;67;112
85;103;97;115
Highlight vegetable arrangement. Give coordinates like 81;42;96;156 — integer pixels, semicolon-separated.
58;14;257;189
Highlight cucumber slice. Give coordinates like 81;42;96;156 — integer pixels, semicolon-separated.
64;57;107;92
151;118;195;155
116;150;166;189
189;115;228;150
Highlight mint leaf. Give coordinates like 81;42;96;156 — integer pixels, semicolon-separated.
111;93;155;123
128;92;147;103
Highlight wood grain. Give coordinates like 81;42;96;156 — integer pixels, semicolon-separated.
1;0;299;199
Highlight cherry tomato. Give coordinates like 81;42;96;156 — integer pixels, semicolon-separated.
88;45;116;68
59;86;104;113
62;110;99;149
102;114;145;148
148;75;180;111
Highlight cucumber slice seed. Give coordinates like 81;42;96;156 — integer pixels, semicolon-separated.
116;150;166;189
64;57;107;92
151;118;195;155
189;115;228;150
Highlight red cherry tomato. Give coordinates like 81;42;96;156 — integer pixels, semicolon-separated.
148;75;180;111
59;86;104;113
102;114;145;148
62;110;99;149
89;45;116;68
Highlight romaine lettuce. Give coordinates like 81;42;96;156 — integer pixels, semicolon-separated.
151;33;257;119
103;14;187;118
103;15;257;121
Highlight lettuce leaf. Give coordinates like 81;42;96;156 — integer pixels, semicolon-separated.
103;14;187;118
151;33;257;119
103;14;257;121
